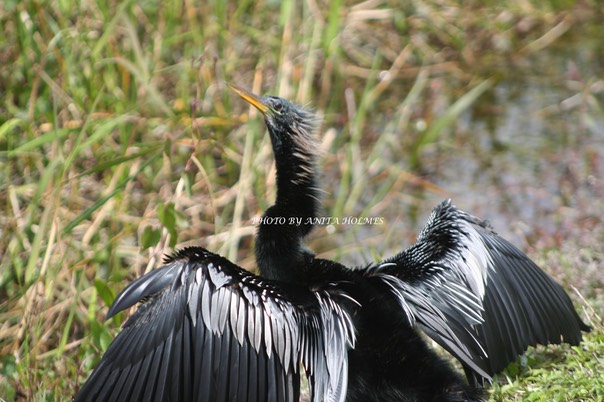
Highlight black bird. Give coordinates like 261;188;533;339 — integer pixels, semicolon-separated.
75;84;590;402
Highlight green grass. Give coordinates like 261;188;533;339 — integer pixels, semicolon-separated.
491;330;604;401
1;0;603;400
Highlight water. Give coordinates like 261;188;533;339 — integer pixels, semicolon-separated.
438;57;604;243
399;39;604;312
316;34;604;274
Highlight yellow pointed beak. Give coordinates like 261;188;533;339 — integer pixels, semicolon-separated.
227;83;270;115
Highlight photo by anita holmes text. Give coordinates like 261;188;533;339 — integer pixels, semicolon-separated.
251;216;385;225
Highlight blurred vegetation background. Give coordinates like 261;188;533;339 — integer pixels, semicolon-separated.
1;0;603;400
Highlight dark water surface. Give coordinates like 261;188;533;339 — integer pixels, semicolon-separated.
317;32;604;292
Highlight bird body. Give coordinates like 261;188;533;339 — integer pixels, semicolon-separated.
75;84;589;402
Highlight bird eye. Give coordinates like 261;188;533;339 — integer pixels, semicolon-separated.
273;101;283;113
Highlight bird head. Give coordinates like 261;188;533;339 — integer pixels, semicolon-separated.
227;83;318;160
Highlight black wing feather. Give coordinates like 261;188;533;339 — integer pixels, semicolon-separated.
371;200;589;383
76;247;355;402
469;227;590;380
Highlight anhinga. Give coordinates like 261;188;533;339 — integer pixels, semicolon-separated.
75;84;590;402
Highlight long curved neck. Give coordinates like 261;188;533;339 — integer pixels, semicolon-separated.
256;131;321;283
274;149;320;230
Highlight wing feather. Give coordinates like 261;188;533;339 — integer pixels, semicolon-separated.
370;200;589;383
76;246;355;402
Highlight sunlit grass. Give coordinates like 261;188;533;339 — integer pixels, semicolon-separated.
1;0;603;400
491;329;604;401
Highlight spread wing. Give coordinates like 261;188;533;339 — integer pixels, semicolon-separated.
75;247;356;402
368;200;589;383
